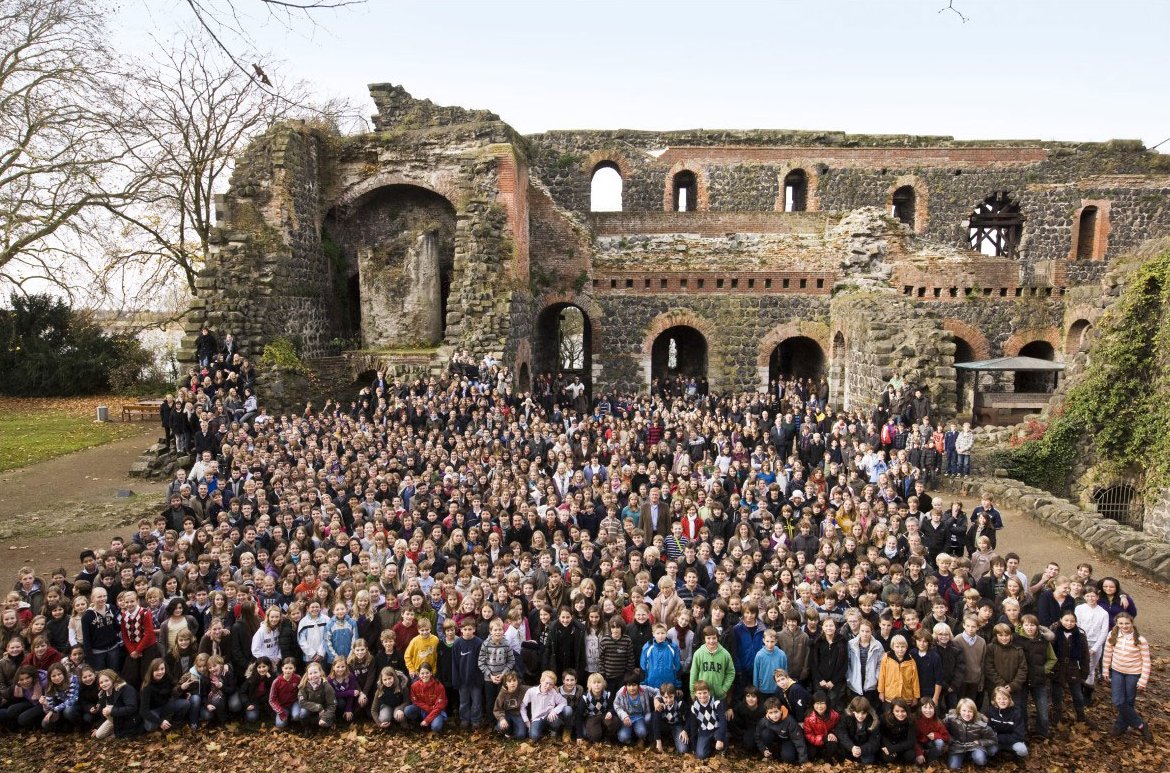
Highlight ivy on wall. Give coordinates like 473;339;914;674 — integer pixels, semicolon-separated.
997;250;1170;496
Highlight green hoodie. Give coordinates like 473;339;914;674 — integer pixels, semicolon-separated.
689;643;735;699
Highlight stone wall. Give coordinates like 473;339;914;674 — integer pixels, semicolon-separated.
185;124;337;361
592;294;830;395
528;130;1170;278
830;292;957;416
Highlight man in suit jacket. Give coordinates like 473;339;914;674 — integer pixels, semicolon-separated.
641;487;670;541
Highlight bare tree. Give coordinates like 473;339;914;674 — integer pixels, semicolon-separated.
0;0;138;294
96;32;359;303
182;0;365;97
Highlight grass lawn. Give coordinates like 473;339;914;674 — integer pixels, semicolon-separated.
0;397;149;471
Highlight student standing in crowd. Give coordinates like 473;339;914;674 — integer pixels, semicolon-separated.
1;356;1156;765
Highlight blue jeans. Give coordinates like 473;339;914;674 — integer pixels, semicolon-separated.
89;648;123;674
458;686;483;727
143;697;191;731
958;453;971;476
694;730;721;760
948;748;990;769
500;711;527;738
529;713;562;741
403;704;446;731
924;738;947;761
275;706;293;728
1025;682;1051;736
616;716;648;744
1110;670;1145;731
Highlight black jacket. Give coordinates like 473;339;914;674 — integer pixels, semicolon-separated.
810;635;848;687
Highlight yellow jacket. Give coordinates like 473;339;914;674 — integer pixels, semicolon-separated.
877;651;920;702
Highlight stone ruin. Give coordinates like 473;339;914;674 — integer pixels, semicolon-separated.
182;83;1170;423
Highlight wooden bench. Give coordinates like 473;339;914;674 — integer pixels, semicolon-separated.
121;404;158;422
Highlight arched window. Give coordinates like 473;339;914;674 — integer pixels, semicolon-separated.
1076;206;1098;260
672;171;698;212
784;170;808;212
968;192;1024;257
590;163;623;212
892;185;916;229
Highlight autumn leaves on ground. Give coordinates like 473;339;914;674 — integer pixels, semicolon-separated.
3;662;1168;773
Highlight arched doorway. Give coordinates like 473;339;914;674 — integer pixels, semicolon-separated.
1016;340;1056;392
952;337;976;415
671;171;698;212
769;336;825;386
650;325;708;394
535;303;592;396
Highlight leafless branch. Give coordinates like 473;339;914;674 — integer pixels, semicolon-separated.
939;1;968;22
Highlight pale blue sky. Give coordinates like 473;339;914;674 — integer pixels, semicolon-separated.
122;0;1169;145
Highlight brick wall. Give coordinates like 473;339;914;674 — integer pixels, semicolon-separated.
590;211;836;236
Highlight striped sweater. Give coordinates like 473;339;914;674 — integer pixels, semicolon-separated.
1103;632;1151;687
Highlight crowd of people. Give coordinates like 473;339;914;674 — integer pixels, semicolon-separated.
0;337;1155;769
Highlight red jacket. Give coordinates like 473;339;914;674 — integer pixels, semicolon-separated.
802;708;840;748
120;607;156;655
410;677;447;725
269;673;301;717
915;714;951;756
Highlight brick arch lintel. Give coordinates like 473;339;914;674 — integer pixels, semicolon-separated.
332;171;461;211
662;161;709;212
536;292;604;351
583;150;634;180
942;319;992;361
1003;326;1062;358
755;320;831;369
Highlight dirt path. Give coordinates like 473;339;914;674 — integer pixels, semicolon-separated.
0;425;163;580
953;492;1170;643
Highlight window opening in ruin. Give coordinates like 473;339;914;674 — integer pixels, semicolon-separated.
590;163;623;212
1015;340;1056;393
651;325;708;392
1066;319;1091;355
968;192;1024;257
672;171;697;212
1093;483;1141;530
1076;206;1098;260
892;185;916;229
769;336;825;386
784;170;808;212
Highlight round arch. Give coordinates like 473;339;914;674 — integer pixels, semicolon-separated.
641;310;720;392
334;172;461;211
756;320;830;390
1015;340;1057;393
662;161;708;212
1003;327;1062;358
886;174;929;233
649;326;708;395
535;303;594;395
767;337;827;387
1066;319;1092;355
942;319;992;361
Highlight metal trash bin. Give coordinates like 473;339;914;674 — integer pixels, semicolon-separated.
97;405;109;422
